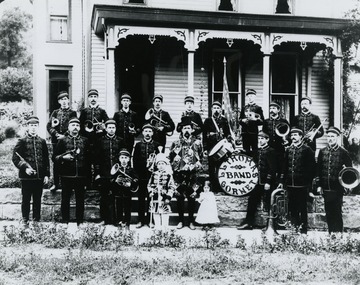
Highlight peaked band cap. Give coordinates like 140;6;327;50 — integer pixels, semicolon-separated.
246;89;257;96
142;123;153;131
105;119;116;126
327;126;341;136
68;117;80;125
153;94;163;102
300;96;312;104
290;127;303;136
184;96;195;103
26;116;39;124
88;89;99;97
121;94;131;101
212;101;222;108
258;131;269;139
119;149;131;157
57;91;69;100
269;101;281;109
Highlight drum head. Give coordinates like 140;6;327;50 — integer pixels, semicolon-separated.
217;153;258;197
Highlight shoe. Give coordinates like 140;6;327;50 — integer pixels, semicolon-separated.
136;222;143;229
98;221;106;226
149;223;155;229
21;220;29;229
118;221;124;227
124;225;130;232
237;223;253;230
50;185;58;192
189;223;195;230
176;222;183;229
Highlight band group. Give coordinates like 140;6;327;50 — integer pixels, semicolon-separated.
12;88;352;233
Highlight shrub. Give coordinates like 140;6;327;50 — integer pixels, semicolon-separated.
4;125;17;138
143;229;186;248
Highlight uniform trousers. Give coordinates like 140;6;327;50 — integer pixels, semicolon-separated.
21;179;44;222
61;177;86;225
287;186;308;233
97;178;114;224
137;179;150;225
113;187;132;226
242;133;258;157
323;191;344;233
174;171;197;224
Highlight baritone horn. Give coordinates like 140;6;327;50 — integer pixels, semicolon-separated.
338;165;360;191
51;118;60;128
110;163;139;192
275;122;290;144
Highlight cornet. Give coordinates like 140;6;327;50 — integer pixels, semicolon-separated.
247;111;261;121
145;108;173;136
51;118;60;128
146;152;157;172
61;147;80;160
84;118;105;133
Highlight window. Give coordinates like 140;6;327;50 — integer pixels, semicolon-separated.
48;0;70;42
212;51;241;111
47;67;72;114
218;0;234;11
124;0;146;4
271;53;297;95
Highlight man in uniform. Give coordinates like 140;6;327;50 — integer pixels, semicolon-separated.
94;119;125;225
113;93;140;153
237;131;277;230
316;126;352;233
203;101;232;192
145;94;175;151
47;91;77;192
53;117;91;226
239;89;264;156
13;116;50;227
280;127;315;234
262;101;290;177
293;97;324;152
176;95;203;138
79;89;109;146
133;123;161;228
170;117;203;230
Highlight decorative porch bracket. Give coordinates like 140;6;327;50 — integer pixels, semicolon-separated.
195;29;265;52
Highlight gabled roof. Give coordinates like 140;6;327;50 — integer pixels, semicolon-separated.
92;5;350;37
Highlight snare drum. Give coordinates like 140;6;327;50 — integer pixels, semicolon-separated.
208;139;234;161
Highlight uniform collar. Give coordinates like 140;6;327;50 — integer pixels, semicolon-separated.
26;132;37;139
106;134;116;139
327;144;340;151
259;144;269;150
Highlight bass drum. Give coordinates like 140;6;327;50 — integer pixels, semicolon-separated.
217;152;258;197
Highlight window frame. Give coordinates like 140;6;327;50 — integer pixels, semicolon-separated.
47;0;72;43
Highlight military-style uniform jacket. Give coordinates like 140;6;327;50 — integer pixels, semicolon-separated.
316;144;352;192
203;115;231;152
293;112;324;150
239;103;264;135
111;165;139;194
255;145;277;186
113;109;140;149
147;170;175;201
94;134;125;179
176;111;204;137
133;139;161;181
47;108;77;144
79;105;109;137
53;133;91;178
169;136;203;172
12;133;50;180
262;117;290;153
145;109;175;148
281;142;315;187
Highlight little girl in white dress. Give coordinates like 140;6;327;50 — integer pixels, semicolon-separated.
195;180;220;229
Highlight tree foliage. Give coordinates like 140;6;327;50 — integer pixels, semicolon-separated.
0;6;32;68
0;67;32;102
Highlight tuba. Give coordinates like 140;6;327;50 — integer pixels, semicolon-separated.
338;165;360;191
264;186;289;240
51;118;60;128
275;122;290;144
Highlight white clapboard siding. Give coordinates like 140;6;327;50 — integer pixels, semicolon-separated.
244;61;264;108
90;31;107;108
310;52;330;149
149;0;215;11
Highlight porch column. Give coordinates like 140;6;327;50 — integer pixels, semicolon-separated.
334;56;343;129
187;51;195;97
106;26;116;116
262;54;270;119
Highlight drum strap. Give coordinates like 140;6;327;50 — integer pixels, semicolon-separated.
211;117;221;135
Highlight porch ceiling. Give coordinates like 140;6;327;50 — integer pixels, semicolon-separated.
92;5;349;37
